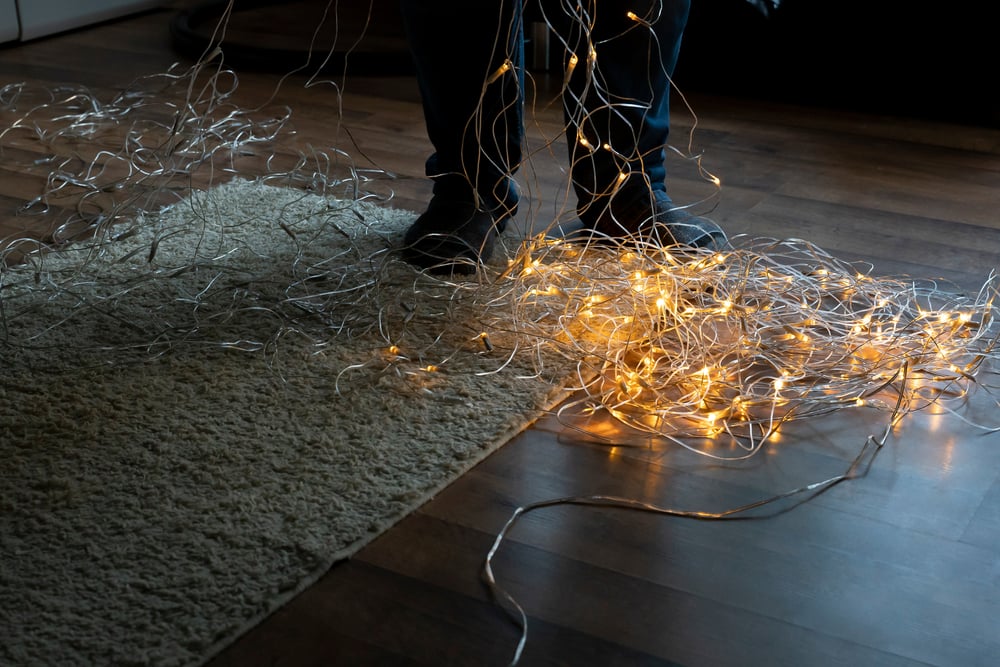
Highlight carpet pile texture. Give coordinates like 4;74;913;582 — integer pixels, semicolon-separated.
0;179;571;666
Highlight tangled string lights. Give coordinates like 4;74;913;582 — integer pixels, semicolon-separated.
0;53;375;266
1;3;998;664
487;235;998;456
1;0;996;470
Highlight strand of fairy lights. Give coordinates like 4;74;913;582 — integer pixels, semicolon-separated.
1;3;997;666
484;235;998;454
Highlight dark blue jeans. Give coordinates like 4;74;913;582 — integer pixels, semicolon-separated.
399;0;691;225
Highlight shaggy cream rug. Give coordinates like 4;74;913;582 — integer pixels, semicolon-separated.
0;179;572;666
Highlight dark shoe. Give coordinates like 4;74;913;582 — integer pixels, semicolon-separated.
585;188;729;251
402;197;504;274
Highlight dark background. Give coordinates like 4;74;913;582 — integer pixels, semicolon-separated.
678;0;997;127
170;0;999;128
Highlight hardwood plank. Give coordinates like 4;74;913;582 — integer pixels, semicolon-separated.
961;474;1000;553
356;512;928;667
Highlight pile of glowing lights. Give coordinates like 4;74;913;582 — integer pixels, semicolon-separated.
485;235;998;456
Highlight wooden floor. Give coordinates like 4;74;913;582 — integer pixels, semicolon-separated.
3;5;999;666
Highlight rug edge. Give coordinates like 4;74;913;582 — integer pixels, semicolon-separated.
195;379;577;666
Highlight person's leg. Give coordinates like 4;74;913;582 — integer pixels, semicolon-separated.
399;0;524;272
545;0;726;248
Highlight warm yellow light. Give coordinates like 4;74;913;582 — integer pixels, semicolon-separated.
486;59;512;84
495;234;994;458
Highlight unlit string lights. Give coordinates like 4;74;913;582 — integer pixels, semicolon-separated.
0;52;372;263
1;2;997;666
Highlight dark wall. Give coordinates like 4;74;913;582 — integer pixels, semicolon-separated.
676;1;998;127
170;1;997;127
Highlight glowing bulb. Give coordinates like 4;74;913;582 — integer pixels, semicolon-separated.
486;59;512;84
